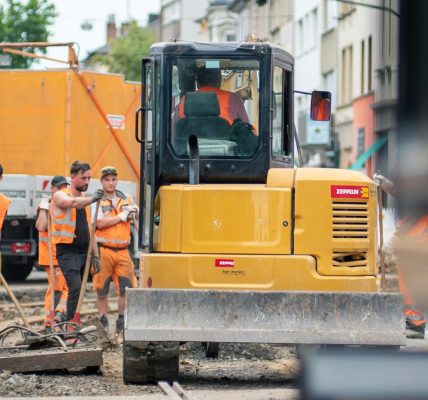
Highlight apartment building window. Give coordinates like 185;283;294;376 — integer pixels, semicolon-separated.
341;45;353;105
357;128;365;156
296;8;318;54
308;8;317;50
162;1;180;25
323;0;337;31
297;19;304;54
361;39;365;94
323;69;336;110
368;35;372;91
225;32;236;42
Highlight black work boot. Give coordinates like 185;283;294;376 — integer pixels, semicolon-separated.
406;321;425;339
116;314;124;334
100;314;109;334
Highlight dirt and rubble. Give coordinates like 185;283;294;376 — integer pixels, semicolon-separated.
0;282;299;398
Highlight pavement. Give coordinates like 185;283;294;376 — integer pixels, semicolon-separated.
3;389;300;400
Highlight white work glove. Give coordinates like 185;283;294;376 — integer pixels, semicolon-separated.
373;173;394;194
118;208;131;222
39;197;50;211
127;205;139;218
119;205;138;220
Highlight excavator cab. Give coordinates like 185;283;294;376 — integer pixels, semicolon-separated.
138;42;295;188
125;42;404;384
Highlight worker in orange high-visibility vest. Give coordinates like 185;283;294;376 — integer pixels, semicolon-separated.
177;66;250;125
398;216;428;338
92;166;138;334
35;176;69;329
52;161;104;322
0;163;11;242
374;173;426;339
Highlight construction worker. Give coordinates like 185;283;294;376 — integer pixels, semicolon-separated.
176;66;250;125
52;161;104;322
311;91;331;121
0;163;11;241
35;176;69;329
374;173;426;338
92;166;138;334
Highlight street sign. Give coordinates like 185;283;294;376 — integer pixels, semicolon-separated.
0;54;12;67
306;114;330;145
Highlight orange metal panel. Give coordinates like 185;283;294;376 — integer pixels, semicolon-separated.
0;70;67;175
0;69;140;183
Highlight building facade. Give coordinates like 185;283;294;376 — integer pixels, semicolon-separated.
152;0;399;174
159;0;209;41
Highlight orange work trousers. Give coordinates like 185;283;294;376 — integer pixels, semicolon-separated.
43;265;68;327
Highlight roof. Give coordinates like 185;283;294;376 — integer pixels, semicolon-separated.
149;41;293;64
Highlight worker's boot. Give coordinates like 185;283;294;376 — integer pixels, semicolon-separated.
405;306;425;339
116;315;124;334
54;311;66;324
52;311;66;332
406;320;425;339
100;314;109;334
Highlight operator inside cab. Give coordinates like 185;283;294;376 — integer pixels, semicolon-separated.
170;59;259;157
177;67;250;125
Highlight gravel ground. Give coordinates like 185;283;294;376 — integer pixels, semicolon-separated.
0;267;409;398
0;296;298;398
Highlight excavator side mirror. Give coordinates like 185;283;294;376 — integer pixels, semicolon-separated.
310;91;331;121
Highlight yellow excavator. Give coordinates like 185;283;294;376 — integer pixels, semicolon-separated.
123;41;404;384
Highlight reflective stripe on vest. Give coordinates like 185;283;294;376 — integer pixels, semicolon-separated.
95;193;132;248
52;188;90;244
38;226;58;266
178;86;234;125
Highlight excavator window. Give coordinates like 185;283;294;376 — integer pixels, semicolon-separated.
169;57;260;158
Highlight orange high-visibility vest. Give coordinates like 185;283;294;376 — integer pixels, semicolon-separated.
38;206;58;266
52;188;91;245
95;191;132;249
0;193;11;231
178;86;234;125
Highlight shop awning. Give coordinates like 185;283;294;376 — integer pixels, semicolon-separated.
349;135;388;170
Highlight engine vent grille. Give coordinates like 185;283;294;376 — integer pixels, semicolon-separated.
332;201;369;239
332;251;368;268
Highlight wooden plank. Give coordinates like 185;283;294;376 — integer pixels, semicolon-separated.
0;347;103;372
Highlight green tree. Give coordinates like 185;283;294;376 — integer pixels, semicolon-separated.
92;22;156;82
0;0;56;69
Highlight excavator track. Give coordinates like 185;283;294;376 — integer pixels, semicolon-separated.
123;341;179;384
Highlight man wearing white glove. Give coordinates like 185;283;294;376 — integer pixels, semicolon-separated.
92;166;138;334
52;161;103;322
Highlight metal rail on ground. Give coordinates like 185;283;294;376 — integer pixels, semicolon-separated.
158;381;196;400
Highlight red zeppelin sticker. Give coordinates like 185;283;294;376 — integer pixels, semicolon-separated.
331;185;369;199
215;259;235;268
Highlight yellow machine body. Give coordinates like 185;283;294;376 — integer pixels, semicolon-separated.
140;168;378;293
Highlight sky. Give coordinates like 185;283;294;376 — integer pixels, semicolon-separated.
0;0;161;67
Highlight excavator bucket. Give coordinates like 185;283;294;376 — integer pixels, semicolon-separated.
125;289;405;346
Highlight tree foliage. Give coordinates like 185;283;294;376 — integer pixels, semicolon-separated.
0;0;56;69
91;22;156;82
